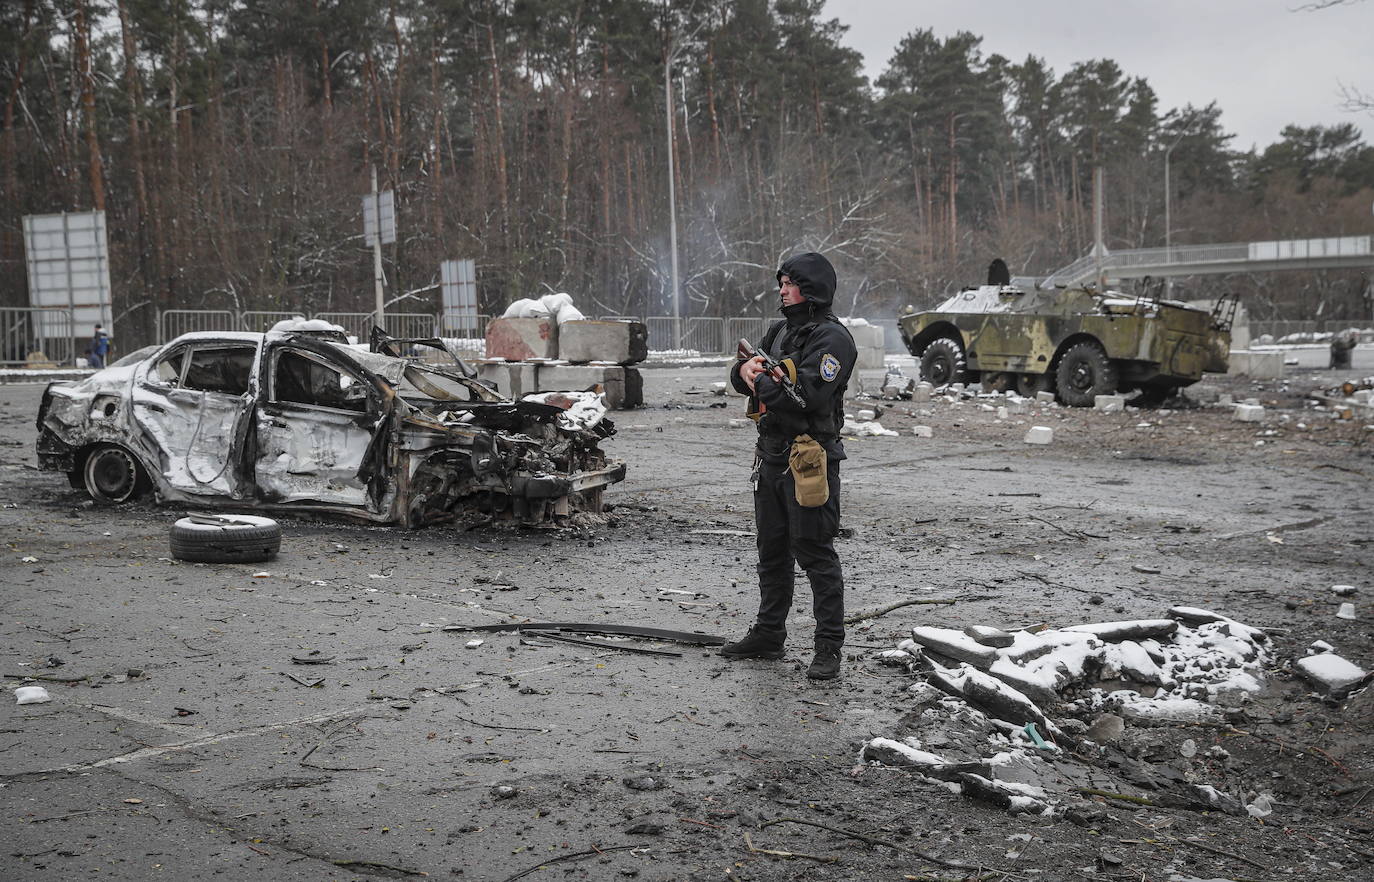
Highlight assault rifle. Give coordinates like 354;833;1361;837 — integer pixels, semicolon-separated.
736;338;806;409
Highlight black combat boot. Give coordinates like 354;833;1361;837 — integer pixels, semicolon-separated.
807;640;842;680
719;624;786;660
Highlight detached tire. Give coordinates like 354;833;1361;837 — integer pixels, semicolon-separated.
170;514;281;563
1055;341;1118;406
919;337;968;386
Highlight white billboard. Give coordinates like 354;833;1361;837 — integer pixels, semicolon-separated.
23;211;113;337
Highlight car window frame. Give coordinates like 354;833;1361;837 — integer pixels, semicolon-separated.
180;343;257;396
268;347;373;415
148;341;257;394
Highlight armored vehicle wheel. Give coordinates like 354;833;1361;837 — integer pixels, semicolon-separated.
919;338;968;387
1015;372;1053;397
82;444;149;504
1056;341;1118;406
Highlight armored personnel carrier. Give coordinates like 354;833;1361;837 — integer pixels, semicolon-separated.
897;261;1234;405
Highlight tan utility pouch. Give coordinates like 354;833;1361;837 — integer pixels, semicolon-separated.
789;434;829;507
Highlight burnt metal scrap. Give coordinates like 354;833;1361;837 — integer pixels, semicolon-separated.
444;622;728;647
36;325;624;526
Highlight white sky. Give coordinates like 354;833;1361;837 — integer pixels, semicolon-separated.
824;0;1374;152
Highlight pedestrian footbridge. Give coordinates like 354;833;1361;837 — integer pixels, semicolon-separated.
1014;235;1374;288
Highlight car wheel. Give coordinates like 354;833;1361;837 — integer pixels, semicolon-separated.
170;514;282;564
83;444;149;504
1055;342;1118;407
919;338;968;386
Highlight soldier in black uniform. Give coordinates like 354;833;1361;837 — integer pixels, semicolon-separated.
720;252;857;680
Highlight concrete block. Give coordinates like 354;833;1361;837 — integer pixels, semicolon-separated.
912;425;933;438
1094;394;1126;413
558;320;648;365
1233;403;1265;422
1294;653;1367;697
1035;391;1056;403
912;383;934;402
843;321;886;370
728;418;750;428
475;361;538;399
1353;390;1372;405
1228;349;1285;379
1023;426;1053;444
857;409;876;421
1008;399;1029;414
486;317;558;360
535;363;643;409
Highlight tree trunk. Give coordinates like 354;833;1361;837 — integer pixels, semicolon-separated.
72;0;105;211
116;0;149;279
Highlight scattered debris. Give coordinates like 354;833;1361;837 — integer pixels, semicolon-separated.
866;608;1277;818
1023;426;1053;445
444;622;726;646
15;685;52;705
1293;653;1368;698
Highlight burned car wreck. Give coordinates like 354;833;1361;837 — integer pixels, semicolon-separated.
36;327;625;526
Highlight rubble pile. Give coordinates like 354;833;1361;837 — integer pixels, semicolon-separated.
860;607;1310;818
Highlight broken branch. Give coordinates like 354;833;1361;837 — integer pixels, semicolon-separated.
844;598;957;624
1177;837;1267;870
330;858;427;876
743;831;838;863
1077;788;1156;806
760;818;994;872
499;844;637;882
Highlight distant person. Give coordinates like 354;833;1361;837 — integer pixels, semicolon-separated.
987;257;1011;286
1329;330;1356;370
88;324;112;368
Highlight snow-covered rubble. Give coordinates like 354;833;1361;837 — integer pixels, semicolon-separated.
863;607;1275;817
522;390;608;432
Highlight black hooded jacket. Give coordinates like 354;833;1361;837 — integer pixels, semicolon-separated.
729;252;856;456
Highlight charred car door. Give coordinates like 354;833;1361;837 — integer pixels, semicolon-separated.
255;345;385;510
131;341;257;497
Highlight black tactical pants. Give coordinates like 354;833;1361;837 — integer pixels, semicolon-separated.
753;455;845;644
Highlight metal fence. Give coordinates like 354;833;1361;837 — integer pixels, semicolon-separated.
159;309;237;343
438;312;491;339
1;306;78;367
314;312;375;341
240;311;300;333
725;317;769;350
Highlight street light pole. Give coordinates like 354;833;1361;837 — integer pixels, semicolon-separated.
664;49;681;349
1163;133;1184;298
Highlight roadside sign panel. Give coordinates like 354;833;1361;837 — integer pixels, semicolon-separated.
22;211;113;338
441;259;478;333
362;189;396;246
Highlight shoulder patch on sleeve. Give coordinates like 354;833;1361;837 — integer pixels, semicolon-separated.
819;353;840;382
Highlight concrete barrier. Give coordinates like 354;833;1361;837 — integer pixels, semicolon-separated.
486;317;558;360
537;364;643;410
475;361;539;399
842;320;886;370
1228;349;1285;379
559;320;648;365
